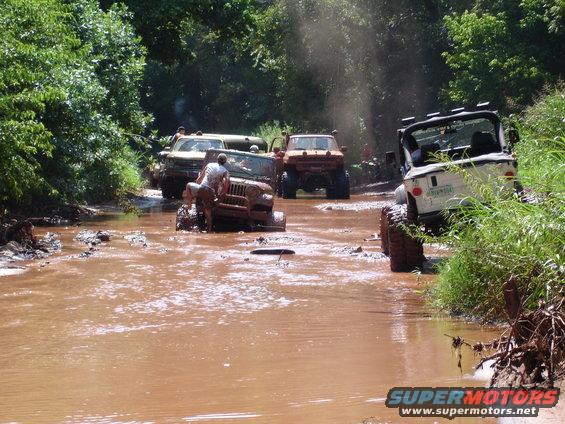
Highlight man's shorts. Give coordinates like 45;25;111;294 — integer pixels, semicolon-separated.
188;183;216;209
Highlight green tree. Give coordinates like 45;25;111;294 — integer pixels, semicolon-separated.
443;0;564;110
0;0;150;212
0;0;72;208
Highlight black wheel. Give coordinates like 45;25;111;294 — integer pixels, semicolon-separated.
175;183;185;199
282;171;298;199
276;175;283;197
161;178;175;199
176;205;199;231
384;204;424;272
334;169;350;199
265;211;286;232
380;205;391;255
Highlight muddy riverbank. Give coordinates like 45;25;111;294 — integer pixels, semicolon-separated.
0;192;507;423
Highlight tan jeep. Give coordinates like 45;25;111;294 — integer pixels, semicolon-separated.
161;135;225;199
177;149;286;232
161;133;268;199
276;134;350;199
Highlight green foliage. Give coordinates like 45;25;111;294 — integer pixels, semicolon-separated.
0;0;149;212
443;1;564;111
102;0;477;154
246;0;468;154
0;0;71;206
105;0;272;133
433;87;565;319
514;85;565;193
252;121;295;150
1;0;562;214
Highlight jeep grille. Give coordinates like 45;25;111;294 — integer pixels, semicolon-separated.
224;183;247;207
173;159;202;170
298;156;329;162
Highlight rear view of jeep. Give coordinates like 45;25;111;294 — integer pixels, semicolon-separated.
380;107;518;272
281;134;350;199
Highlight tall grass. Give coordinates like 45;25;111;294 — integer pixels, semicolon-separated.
433;86;565;320
253;121;294;150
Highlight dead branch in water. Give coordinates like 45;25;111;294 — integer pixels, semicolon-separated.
446;278;564;388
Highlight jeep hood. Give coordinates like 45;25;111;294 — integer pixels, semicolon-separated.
167;151;207;160
405;152;515;179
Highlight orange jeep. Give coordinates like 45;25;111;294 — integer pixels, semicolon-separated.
271;133;350;199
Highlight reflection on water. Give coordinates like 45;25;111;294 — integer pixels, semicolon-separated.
0;194;499;423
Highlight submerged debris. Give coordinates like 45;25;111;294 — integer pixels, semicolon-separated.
0;220;62;262
176;204;199;231
250;248;295;255
446;290;565;388
480;296;565;388
79;247;98;258
124;231;148;247
75;230;112;245
255;236;268;245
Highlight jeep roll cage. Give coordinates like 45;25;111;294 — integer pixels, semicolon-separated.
397;110;507;172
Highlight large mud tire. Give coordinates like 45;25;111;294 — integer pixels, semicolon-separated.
282;171;298;199
379;205;391;255
334;169;350;199
384;204;424;272
161;179;176;199
275;176;283;197
329;169;350;199
176;204;199;231
264;211;286;232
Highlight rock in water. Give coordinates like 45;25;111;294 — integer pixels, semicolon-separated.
123;231;148;246
75;230;111;245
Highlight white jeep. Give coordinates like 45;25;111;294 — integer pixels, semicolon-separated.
380;107;518;272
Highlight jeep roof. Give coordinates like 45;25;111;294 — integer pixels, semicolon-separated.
197;133;267;152
398;110;509;175
171;136;224;153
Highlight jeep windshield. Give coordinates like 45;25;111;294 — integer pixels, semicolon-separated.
408;117;501;166
205;151;275;183
174;138;223;152
288;137;338;151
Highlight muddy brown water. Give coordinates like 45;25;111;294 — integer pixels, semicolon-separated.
0;192;500;423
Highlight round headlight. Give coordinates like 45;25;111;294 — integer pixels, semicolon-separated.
247;186;261;197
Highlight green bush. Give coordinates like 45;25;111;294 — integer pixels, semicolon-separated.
0;0;149;214
433;86;565;319
443;1;563;111
253;121;294;151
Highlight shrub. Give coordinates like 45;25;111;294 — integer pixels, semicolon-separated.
433;86;565;319
253;121;294;151
0;0;149;213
